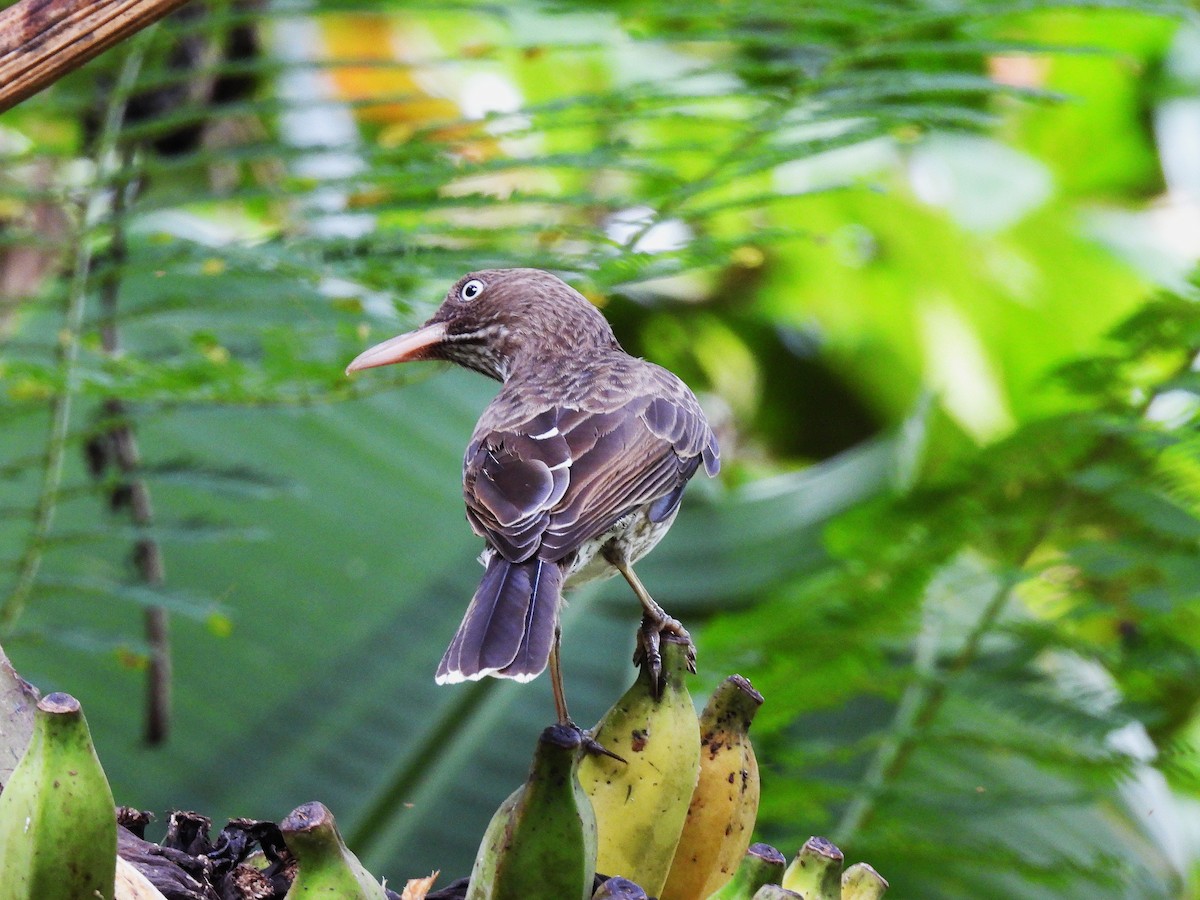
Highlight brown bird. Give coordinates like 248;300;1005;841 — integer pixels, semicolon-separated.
346;269;719;722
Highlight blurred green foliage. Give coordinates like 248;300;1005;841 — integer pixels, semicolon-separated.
1;1;1198;897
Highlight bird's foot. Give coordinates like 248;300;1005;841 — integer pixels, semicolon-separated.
633;612;696;695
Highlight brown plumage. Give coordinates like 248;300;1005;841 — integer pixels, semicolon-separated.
346;269;719;720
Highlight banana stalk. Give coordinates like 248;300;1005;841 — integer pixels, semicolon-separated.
662;674;763;900
281;801;386;899
780;837;843;900
705;843;786;900
467;723;597;900
841;862;888;900
578;635;700;898
0;692;116;900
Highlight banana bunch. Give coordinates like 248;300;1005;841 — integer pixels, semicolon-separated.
661;674;764;900
578;634;700;898
0;655;891;900
281;801;388;899
0;692;117;900
467;723;597;900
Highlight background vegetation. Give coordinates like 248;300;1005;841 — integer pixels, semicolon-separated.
2;1;1199;896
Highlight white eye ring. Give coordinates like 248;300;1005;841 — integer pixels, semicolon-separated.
460;279;485;301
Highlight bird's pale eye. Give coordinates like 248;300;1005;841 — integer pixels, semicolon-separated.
460;279;485;301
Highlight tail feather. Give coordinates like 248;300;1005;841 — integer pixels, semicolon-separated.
436;557;562;684
497;560;562;680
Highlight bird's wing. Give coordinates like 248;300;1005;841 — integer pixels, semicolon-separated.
463;385;716;565
462;408;572;563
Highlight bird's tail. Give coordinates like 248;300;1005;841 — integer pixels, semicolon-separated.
435;556;563;684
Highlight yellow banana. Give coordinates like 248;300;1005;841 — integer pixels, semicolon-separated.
705;843;786;900
467;723;597;900
841;862;888;899
578;635;700;898
0;692;116;900
281;801;387;899
662;674;764;900
780;836;843;900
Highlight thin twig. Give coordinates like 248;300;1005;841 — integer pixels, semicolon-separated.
0;36;149;631
97;156;173;744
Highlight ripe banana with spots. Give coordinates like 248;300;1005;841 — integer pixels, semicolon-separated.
578;635;700;898
467;723;597;900
781;836;843;900
281;801;387;899
0;692;117;900
706;843;786;900
661;674;763;900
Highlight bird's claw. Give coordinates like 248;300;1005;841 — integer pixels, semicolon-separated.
633;613;696;696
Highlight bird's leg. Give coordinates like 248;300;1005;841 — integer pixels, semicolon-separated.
551;622;622;761
605;550;696;690
549;625;571;725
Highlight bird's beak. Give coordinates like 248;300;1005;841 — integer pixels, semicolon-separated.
345;321;449;374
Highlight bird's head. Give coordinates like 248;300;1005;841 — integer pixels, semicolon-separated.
345;268;618;382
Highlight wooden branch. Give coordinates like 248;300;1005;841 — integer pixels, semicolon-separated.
0;0;194;114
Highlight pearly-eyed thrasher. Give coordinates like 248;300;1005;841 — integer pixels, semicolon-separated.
346;269;719;722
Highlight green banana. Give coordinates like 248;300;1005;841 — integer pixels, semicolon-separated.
281;801;386;899
662;674;763;900
593;875;649;899
467;723;597;900
780;836;843;900
705;843;786;900
0;692;117;900
841;862;888;900
578;635;700;898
